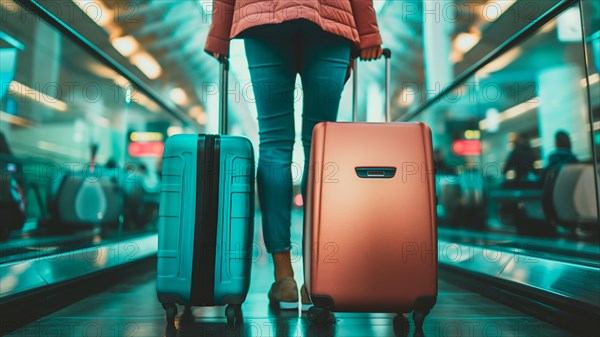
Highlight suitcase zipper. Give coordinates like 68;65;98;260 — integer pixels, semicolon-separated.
191;135;221;305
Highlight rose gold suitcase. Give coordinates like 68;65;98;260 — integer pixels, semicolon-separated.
304;49;437;336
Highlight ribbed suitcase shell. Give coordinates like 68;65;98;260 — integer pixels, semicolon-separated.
304;122;437;313
157;134;254;306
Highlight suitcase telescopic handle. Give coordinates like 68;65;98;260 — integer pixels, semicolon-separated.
352;48;392;123
218;55;229;135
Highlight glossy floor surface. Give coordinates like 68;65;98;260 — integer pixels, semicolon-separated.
7;263;576;337
7;211;577;337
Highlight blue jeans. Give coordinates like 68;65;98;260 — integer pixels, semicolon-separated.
244;20;351;253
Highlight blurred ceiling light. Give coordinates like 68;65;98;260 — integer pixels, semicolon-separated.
451;30;481;63
581;73;600;86
479;100;539;130
478;0;516;22
167;126;183;137
0;1;16;11
73;0;114;27
86;62;118;79
113;75;131;90
495;0;516;13
0;111;34;127
195;112;207;125
111;35;139;57
169;87;189;106
189;105;208;125
108;26;124;40
539;20;558;34
188;106;205;118
502;100;539;120
477;47;522;75
396;88;416;107
131;51;162;80
450;50;462;64
454;31;481;53
7;81;68;112
132;91;160;112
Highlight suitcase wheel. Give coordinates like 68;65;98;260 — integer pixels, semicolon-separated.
162;303;177;326
307;306;336;324
393;314;409;337
225;304;242;327
179;306;194;327
412;309;429;337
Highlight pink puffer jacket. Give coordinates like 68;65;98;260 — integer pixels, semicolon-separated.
205;0;382;56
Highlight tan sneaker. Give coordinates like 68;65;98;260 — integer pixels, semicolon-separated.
300;284;313;311
268;277;299;310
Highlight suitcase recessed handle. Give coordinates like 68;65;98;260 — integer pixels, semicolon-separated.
355;167;396;179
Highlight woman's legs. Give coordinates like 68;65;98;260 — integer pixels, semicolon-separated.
299;28;351;197
245;21;350;300
298;25;350;308
244;29;298;282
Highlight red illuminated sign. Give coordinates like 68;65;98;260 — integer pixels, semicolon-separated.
452;140;481;156
128;142;164;157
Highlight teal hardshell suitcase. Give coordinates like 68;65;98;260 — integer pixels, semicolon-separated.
157;57;255;326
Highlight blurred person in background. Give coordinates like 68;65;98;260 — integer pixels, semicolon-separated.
547;130;578;168
457;157;485;229
541;130;578;183
205;0;383;310
503;133;536;187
